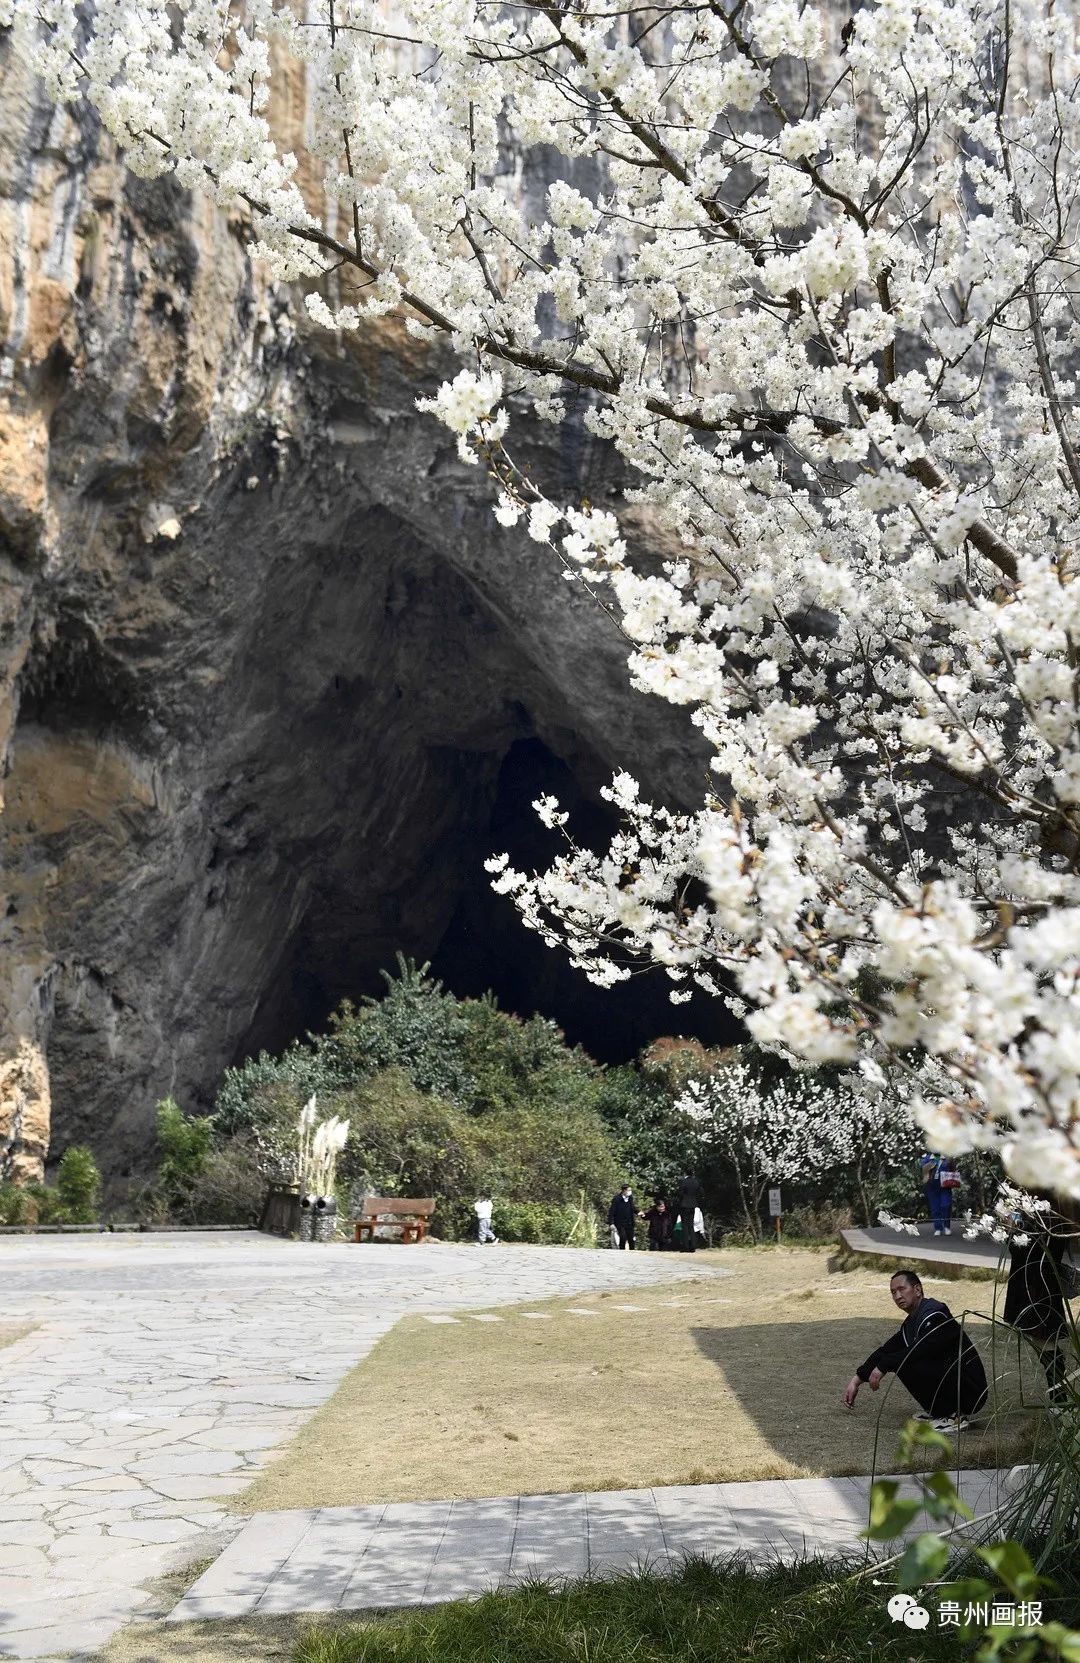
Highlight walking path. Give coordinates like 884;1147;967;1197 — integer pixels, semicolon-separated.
841;1224;1005;1271
172;1469;1012;1622
0;1233;727;1662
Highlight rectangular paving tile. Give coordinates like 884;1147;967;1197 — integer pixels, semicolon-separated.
168;1508;316;1622
509;1541;589;1581
255;1505;390;1615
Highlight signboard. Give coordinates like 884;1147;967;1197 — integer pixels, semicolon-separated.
768;1188;782;1217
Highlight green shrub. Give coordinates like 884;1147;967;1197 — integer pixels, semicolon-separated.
780;1201;853;1241
214;1043;349;1144
471;1104;620;1205
55;1146;101;1224
433;1196;598;1245
594;1064;690;1195
183;1133;268;1225
0;1183;34;1226
216;958;610;1142
875;1169;929;1221
155;1098;215;1216
332;1069;484;1200
0;1181;71;1227
493;1199;596;1244
325;957;475;1105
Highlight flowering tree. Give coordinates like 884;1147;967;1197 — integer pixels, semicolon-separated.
678;1059;849;1236
9;0;1080;1194
833;1083;923;1227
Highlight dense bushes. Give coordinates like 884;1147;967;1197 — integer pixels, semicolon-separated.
10;960;1002;1239
0;1145;102;1226
212;960;622;1224
435;1198;598;1245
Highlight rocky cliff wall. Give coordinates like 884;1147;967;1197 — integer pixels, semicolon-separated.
0;43;709;1182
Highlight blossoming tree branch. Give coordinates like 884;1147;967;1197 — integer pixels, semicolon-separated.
9;0;1080;1194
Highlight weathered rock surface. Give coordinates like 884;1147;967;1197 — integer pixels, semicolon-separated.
0;50;711;1181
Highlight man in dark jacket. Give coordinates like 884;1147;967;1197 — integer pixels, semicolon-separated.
843;1270;987;1430
608;1184;637;1250
674;1173;702;1253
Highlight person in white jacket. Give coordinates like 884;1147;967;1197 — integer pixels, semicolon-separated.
474;1195;498;1244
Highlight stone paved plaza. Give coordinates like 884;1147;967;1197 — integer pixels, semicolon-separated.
0;1232;726;1661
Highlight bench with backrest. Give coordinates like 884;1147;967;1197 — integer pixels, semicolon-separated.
353;1195;436;1244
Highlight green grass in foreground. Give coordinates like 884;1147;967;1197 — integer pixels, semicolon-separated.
293;1558;964;1663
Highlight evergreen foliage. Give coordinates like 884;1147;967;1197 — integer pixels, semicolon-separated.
154;1097;215;1214
55;1146;101;1224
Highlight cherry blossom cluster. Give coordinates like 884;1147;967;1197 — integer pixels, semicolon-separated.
962;1180;1055;1248
10;0;1080;1193
675;1055;914;1228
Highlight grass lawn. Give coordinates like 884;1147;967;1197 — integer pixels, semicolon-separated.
100;1558;978;1663
293;1558;1077;1663
241;1247;1043;1511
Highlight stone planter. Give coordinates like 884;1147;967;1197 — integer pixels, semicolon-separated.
298;1193;316;1242
313;1195;338;1243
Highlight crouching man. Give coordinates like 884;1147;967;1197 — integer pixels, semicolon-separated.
843;1269;988;1432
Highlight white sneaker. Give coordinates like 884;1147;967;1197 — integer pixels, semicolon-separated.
934;1230;944;1237
931;1416;971;1433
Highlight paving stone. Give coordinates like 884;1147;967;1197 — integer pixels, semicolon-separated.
1;1232;730;1656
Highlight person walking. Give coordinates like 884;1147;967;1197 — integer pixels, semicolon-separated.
920;1152;956;1237
474;1194;498;1244
608;1184;637;1250
674;1172;702;1253
644;1196;672;1251
843;1270;988;1431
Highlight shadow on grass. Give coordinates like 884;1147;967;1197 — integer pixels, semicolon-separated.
689;1313;1043;1475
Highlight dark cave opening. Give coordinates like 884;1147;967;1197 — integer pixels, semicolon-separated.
251;737;741;1070
429;738;741;1063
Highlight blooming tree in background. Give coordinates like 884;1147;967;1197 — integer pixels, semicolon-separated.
678;1060;849;1236
8;0;1080;1192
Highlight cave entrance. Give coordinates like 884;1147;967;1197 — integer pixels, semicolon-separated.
430;738;737;1062
251;735;739;1068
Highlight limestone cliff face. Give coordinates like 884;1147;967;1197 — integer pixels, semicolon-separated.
0;44;705;1182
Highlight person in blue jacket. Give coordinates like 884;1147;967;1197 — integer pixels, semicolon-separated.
920;1151;956;1237
843;1270;987;1431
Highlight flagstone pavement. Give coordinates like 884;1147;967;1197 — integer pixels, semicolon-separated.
0;1232;730;1661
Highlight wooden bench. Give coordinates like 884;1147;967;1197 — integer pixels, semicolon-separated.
353;1196;436;1244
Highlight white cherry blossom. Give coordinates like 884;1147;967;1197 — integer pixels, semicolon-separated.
13;0;1080;1195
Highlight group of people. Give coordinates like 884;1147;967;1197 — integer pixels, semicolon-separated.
608;1176;705;1252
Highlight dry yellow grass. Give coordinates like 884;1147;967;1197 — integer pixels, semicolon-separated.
100;1614;351;1663
240;1247;1041;1513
